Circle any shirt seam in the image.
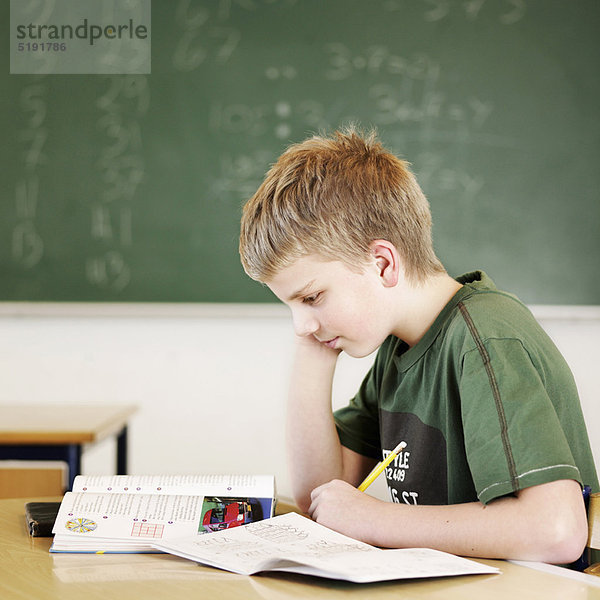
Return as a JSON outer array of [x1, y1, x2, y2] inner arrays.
[[478, 464, 582, 501], [458, 301, 519, 493]]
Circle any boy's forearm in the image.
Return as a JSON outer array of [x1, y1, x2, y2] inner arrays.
[[309, 479, 587, 563], [377, 491, 586, 563], [372, 500, 574, 561], [286, 340, 343, 511]]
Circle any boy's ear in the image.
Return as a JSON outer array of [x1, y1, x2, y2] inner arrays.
[[369, 240, 400, 287]]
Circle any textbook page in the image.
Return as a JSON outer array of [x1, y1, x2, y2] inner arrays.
[[52, 491, 206, 552], [51, 475, 276, 553], [71, 474, 274, 498], [153, 512, 499, 583]]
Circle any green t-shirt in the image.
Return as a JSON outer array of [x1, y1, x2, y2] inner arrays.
[[334, 271, 598, 506]]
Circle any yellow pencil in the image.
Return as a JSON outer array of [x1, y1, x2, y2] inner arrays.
[[357, 441, 407, 492]]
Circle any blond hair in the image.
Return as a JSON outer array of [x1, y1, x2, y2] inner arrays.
[[239, 127, 444, 283]]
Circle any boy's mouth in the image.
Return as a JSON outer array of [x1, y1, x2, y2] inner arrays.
[[320, 336, 339, 349]]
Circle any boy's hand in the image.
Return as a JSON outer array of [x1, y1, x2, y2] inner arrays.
[[290, 331, 342, 380], [307, 479, 385, 544]]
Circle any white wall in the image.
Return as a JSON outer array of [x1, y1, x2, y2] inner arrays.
[[0, 304, 598, 500]]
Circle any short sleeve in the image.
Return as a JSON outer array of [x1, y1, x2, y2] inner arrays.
[[459, 338, 582, 504]]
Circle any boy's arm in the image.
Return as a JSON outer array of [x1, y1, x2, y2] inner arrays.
[[286, 336, 377, 512], [308, 477, 588, 564]]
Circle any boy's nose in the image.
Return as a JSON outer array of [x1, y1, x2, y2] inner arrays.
[[292, 309, 319, 338]]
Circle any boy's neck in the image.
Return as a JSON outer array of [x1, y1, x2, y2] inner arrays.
[[391, 273, 463, 347]]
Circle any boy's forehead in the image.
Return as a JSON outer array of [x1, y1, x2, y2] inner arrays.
[[266, 254, 370, 302], [266, 255, 338, 300]]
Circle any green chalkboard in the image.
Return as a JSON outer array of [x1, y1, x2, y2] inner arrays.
[[1, 0, 599, 303]]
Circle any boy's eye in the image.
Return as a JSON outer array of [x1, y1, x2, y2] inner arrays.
[[302, 292, 322, 304]]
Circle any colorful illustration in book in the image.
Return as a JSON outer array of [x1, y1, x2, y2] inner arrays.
[[200, 497, 263, 533], [65, 518, 98, 533]]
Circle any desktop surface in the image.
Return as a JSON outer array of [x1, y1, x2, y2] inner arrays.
[[1, 497, 598, 600], [0, 404, 137, 444]]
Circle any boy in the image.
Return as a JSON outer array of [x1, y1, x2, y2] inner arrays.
[[239, 127, 598, 562]]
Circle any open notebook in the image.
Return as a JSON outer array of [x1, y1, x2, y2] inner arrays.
[[153, 512, 499, 583]]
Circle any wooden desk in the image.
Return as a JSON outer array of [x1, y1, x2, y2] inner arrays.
[[0, 405, 137, 489], [1, 497, 599, 600]]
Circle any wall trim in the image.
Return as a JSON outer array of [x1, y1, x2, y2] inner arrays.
[[0, 302, 599, 320], [0, 302, 290, 319]]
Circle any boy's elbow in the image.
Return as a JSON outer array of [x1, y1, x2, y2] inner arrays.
[[512, 480, 588, 564], [535, 511, 588, 565]]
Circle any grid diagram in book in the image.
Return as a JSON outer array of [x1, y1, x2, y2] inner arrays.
[[131, 521, 165, 539]]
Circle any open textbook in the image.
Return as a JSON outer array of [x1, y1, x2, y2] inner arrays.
[[50, 474, 275, 553], [153, 512, 499, 584]]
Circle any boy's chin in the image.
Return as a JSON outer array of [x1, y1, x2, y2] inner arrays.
[[343, 343, 379, 359]]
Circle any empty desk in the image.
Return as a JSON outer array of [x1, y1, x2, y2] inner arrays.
[[0, 404, 137, 489]]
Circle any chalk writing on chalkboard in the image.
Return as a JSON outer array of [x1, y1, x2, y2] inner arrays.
[[86, 76, 149, 292], [384, 0, 526, 25], [172, 0, 241, 71], [2, 0, 598, 305], [13, 79, 47, 269]]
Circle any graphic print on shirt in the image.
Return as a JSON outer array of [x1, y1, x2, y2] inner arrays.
[[379, 411, 447, 505]]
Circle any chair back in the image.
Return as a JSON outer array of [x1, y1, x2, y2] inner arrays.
[[585, 492, 600, 575]]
